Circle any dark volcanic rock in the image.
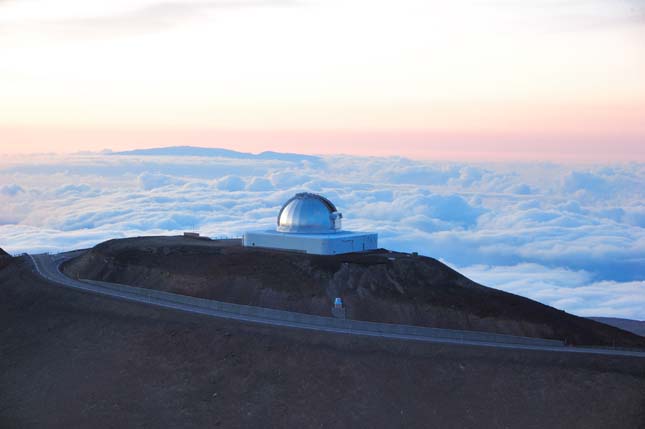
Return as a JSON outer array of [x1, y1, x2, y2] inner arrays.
[[63, 236, 645, 348], [0, 247, 12, 270]]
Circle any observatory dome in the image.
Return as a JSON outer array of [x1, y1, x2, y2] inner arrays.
[[277, 193, 343, 233]]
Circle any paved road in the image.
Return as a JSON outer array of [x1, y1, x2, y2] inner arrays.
[[28, 252, 645, 358]]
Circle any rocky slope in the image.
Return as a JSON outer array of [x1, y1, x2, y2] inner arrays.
[[63, 236, 645, 347], [0, 247, 12, 270]]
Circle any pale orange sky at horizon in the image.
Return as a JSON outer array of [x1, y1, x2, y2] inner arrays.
[[1, 0, 644, 161], [3, 126, 643, 163]]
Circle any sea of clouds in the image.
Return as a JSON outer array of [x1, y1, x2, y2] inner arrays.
[[1, 150, 643, 319]]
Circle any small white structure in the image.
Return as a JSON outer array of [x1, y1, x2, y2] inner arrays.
[[331, 297, 346, 319], [243, 192, 378, 255]]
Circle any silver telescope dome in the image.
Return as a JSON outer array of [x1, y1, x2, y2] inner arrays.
[[277, 193, 343, 233]]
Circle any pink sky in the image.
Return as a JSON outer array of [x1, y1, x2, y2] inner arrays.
[[1, 0, 644, 161], [3, 126, 643, 162]]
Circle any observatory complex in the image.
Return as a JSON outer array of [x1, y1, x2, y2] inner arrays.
[[243, 193, 378, 255]]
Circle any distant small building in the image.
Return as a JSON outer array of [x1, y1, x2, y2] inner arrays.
[[183, 232, 200, 238], [332, 297, 346, 319], [243, 192, 378, 255]]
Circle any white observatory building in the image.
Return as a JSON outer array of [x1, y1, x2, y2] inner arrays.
[[243, 193, 378, 255]]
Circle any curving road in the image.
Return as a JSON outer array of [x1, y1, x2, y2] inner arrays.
[[28, 252, 645, 358]]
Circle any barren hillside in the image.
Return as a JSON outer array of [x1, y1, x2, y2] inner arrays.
[[63, 236, 645, 347], [2, 257, 644, 428]]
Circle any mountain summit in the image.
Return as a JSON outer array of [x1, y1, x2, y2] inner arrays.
[[63, 236, 645, 348], [110, 146, 321, 164]]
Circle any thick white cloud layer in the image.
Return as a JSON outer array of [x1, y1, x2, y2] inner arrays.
[[459, 263, 645, 320], [0, 152, 643, 319]]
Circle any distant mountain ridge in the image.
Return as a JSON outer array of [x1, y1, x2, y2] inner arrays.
[[110, 146, 321, 163]]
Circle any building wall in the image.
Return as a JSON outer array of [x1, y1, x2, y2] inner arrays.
[[243, 231, 378, 255]]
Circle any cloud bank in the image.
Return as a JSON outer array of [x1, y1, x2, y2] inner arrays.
[[0, 151, 643, 319]]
